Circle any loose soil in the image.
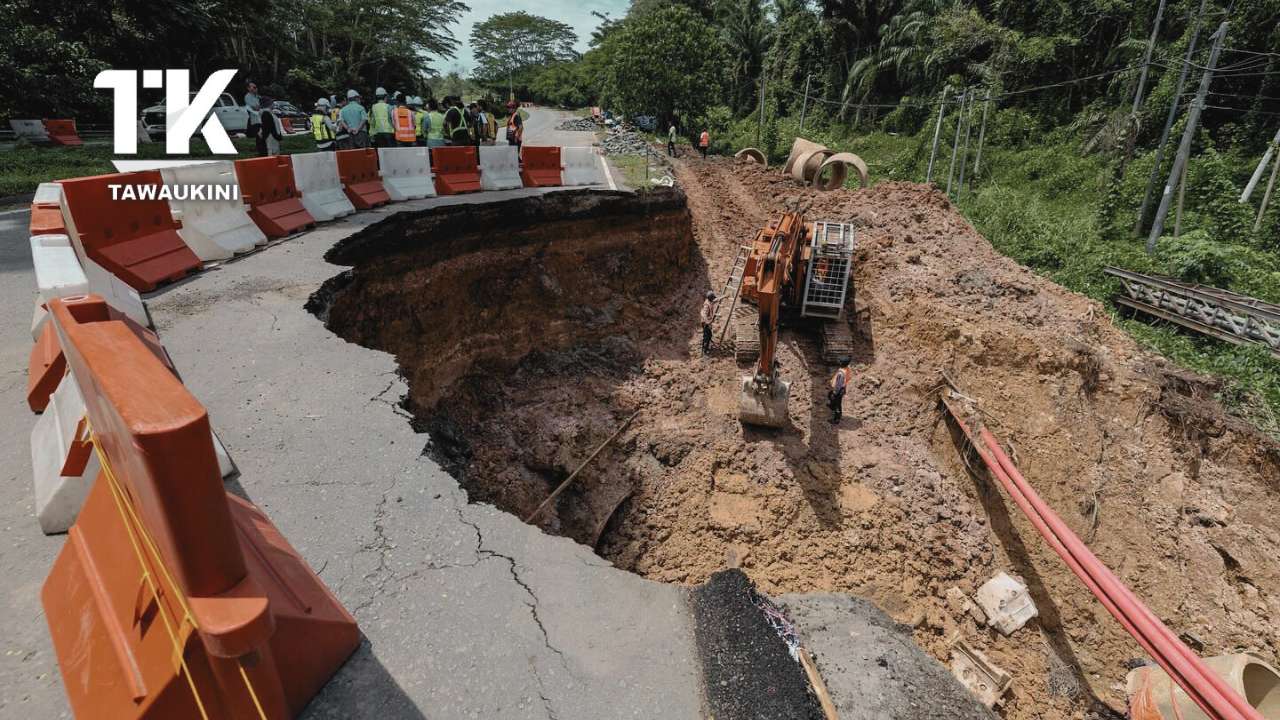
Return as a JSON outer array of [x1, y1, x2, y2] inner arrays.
[[313, 163, 1280, 719]]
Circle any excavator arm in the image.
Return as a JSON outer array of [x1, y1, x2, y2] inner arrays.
[[739, 213, 806, 427]]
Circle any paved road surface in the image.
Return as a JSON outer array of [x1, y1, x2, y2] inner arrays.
[[0, 107, 976, 718]]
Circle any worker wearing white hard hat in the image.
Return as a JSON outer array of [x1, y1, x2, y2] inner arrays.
[[339, 89, 369, 148], [311, 98, 337, 151], [409, 96, 428, 147], [370, 87, 394, 148]]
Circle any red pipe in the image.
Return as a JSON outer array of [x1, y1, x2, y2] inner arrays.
[[941, 396, 1260, 720]]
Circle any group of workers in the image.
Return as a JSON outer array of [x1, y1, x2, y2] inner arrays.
[[699, 291, 853, 424], [667, 122, 711, 159], [307, 87, 523, 153]]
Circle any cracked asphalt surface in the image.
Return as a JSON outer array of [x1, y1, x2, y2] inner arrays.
[[0, 109, 988, 719], [0, 111, 700, 719]]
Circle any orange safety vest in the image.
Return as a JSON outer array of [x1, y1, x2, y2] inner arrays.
[[393, 106, 416, 143], [831, 367, 852, 391], [699, 131, 709, 147]]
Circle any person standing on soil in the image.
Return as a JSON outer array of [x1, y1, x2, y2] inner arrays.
[[828, 357, 853, 423], [699, 129, 709, 159], [668, 123, 678, 157], [700, 291, 720, 355]]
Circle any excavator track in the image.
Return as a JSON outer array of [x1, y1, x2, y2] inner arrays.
[[820, 321, 855, 364], [733, 308, 760, 364]]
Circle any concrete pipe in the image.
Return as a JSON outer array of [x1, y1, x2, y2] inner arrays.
[[790, 148, 835, 185], [1127, 653, 1280, 720], [783, 137, 827, 175], [734, 148, 768, 167], [815, 152, 870, 191]]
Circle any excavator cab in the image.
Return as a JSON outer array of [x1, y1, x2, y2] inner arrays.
[[728, 211, 856, 428]]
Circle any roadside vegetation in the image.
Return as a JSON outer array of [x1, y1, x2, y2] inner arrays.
[[0, 134, 315, 198]]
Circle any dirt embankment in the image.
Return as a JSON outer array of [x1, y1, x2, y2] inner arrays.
[[312, 164, 1280, 719]]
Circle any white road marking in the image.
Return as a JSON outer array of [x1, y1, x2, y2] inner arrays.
[[600, 154, 617, 191]]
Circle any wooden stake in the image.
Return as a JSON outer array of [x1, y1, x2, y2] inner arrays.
[[799, 648, 839, 720], [524, 410, 641, 524]]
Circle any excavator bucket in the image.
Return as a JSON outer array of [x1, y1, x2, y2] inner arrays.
[[739, 375, 790, 428]]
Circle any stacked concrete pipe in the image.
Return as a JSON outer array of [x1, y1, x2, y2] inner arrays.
[[780, 137, 869, 191]]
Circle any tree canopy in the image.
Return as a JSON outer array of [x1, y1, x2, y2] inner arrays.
[[470, 12, 579, 93]]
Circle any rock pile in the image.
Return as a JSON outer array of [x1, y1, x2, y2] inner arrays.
[[601, 126, 665, 163], [556, 117, 598, 131]]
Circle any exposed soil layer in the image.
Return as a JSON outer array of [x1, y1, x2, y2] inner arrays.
[[314, 164, 1280, 719]]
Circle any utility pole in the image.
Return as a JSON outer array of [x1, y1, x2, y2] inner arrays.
[[970, 89, 992, 188], [1241, 125, 1280, 202], [926, 85, 950, 184], [1255, 136, 1280, 231], [757, 72, 767, 146], [799, 74, 812, 132], [1174, 161, 1188, 238], [946, 89, 969, 199], [1121, 0, 1168, 176], [1135, 0, 1206, 236], [1147, 21, 1228, 253], [956, 89, 977, 198]]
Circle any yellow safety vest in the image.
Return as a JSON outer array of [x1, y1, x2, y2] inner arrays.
[[414, 110, 426, 138], [371, 101, 393, 134], [312, 113, 334, 142], [393, 106, 416, 143]]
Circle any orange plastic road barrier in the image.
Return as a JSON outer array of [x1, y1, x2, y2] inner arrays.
[[60, 171, 202, 292], [27, 305, 174, 413], [235, 156, 316, 238], [431, 146, 482, 195], [521, 146, 562, 188], [43, 119, 83, 146], [42, 294, 359, 720], [27, 321, 65, 413], [336, 148, 391, 208], [30, 202, 66, 236]]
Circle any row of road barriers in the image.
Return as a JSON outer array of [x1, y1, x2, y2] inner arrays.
[[18, 141, 607, 718]]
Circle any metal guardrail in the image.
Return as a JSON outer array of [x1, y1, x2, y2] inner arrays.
[[1104, 266, 1280, 358]]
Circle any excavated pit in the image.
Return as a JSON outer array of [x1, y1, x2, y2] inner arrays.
[[310, 188, 706, 546], [310, 165, 1280, 720]]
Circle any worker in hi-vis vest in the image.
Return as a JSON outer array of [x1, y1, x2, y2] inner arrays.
[[427, 99, 445, 147], [370, 87, 395, 148], [311, 98, 337, 151], [409, 97, 428, 146], [393, 99, 416, 147]]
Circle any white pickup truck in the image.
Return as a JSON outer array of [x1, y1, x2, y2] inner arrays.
[[140, 92, 253, 138]]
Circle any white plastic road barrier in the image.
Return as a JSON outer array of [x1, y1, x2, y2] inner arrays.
[[561, 146, 604, 187], [478, 145, 522, 191], [29, 234, 90, 341], [378, 147, 437, 200], [83, 257, 151, 327], [161, 160, 265, 260], [34, 181, 62, 204], [10, 119, 50, 143], [291, 151, 356, 222], [31, 373, 100, 534]]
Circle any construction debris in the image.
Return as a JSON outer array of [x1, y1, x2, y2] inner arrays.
[[949, 637, 1012, 709], [600, 126, 664, 160], [974, 573, 1038, 636], [557, 116, 599, 131]]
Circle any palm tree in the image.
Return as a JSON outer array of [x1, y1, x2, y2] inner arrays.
[[720, 0, 775, 113], [839, 0, 944, 119]]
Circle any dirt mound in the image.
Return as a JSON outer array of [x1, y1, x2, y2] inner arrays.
[[313, 163, 1280, 719]]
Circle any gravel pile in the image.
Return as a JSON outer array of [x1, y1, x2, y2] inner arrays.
[[556, 117, 599, 131], [601, 126, 665, 163]]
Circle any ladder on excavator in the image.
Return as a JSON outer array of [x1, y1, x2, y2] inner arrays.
[[715, 244, 753, 345]]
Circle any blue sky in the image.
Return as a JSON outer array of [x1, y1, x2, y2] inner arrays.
[[442, 0, 630, 73]]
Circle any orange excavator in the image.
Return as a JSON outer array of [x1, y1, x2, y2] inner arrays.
[[732, 207, 857, 427]]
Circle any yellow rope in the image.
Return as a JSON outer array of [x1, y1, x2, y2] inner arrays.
[[84, 420, 268, 720]]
